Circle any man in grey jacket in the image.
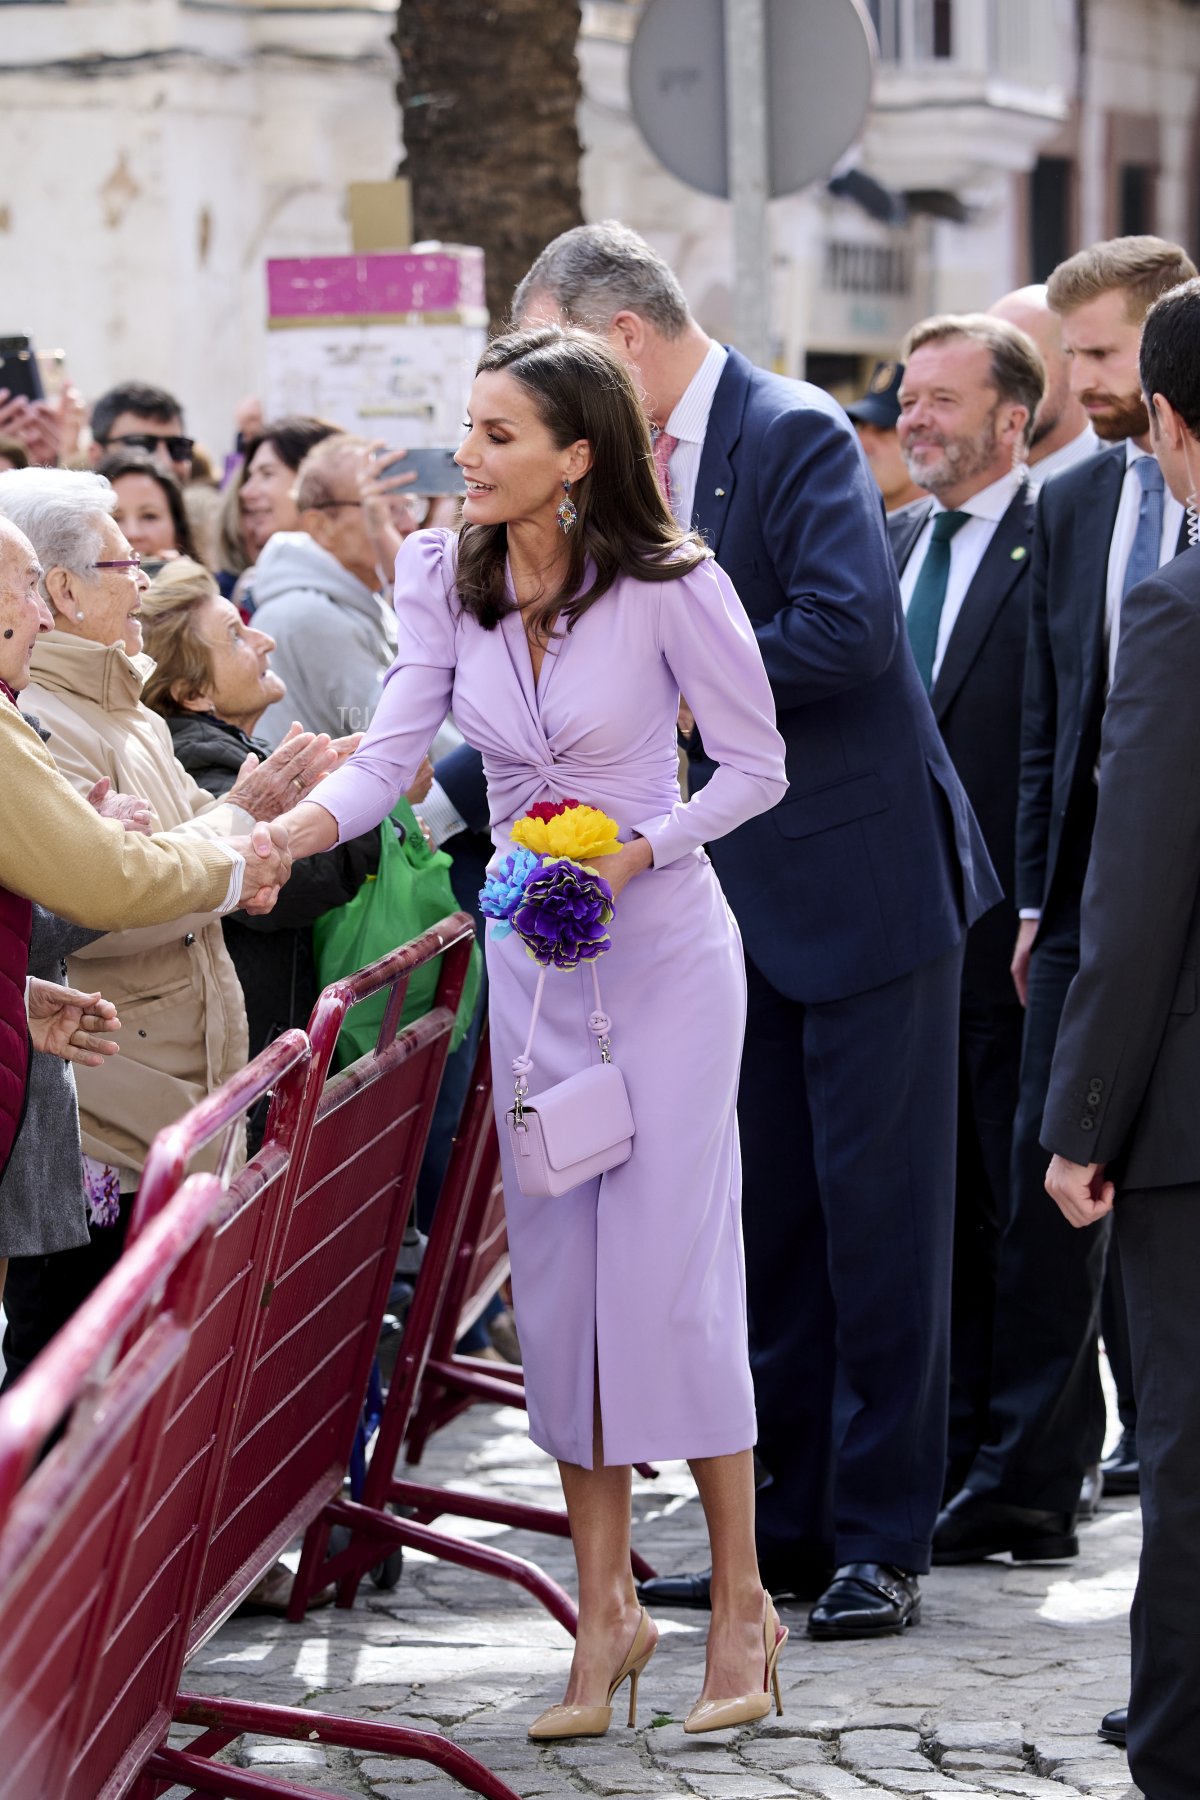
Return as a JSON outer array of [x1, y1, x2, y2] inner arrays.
[[251, 433, 468, 847], [252, 434, 399, 749]]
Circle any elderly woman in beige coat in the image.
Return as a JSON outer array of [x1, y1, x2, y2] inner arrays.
[[0, 467, 335, 1367]]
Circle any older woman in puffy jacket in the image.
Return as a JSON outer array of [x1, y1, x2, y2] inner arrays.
[[0, 515, 291, 1330], [0, 469, 335, 1365]]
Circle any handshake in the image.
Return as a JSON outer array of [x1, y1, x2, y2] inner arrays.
[[228, 820, 294, 916]]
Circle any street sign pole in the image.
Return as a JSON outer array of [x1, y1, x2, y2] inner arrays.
[[724, 0, 771, 367]]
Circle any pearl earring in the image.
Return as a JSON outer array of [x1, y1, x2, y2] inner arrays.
[[75, 609, 85, 621]]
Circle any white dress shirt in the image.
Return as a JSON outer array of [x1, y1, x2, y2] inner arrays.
[[1027, 424, 1100, 491], [899, 468, 1028, 686], [659, 340, 729, 527], [1104, 439, 1184, 685]]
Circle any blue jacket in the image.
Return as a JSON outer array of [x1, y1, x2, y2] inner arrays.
[[688, 349, 999, 1004]]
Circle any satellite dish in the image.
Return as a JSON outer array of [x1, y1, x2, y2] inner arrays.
[[630, 0, 876, 201]]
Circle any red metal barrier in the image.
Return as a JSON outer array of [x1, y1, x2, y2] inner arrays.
[[0, 1173, 254, 1800]]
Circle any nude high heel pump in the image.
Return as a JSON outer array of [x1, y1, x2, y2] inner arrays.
[[683, 1598, 788, 1734], [528, 1607, 657, 1741]]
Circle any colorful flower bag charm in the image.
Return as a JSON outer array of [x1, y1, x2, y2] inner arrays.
[[480, 798, 635, 1197]]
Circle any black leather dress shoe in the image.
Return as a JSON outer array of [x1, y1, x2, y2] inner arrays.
[[932, 1489, 1078, 1565], [807, 1563, 920, 1638], [1098, 1704, 1127, 1747], [638, 1555, 831, 1610], [1100, 1428, 1139, 1495], [637, 1566, 713, 1609], [1077, 1463, 1104, 1519]]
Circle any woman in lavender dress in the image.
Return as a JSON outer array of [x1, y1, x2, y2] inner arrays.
[[280, 327, 789, 1737]]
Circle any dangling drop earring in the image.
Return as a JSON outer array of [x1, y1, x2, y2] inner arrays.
[[556, 478, 577, 534]]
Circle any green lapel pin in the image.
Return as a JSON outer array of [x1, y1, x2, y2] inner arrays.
[[1011, 545, 1028, 561]]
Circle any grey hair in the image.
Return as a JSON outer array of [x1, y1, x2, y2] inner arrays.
[[513, 221, 691, 338], [294, 432, 370, 512], [0, 467, 116, 574]]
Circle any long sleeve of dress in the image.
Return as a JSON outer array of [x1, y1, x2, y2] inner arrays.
[[633, 557, 788, 867], [304, 530, 457, 844], [0, 700, 233, 927]]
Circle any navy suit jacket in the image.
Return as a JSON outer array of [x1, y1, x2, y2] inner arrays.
[[1017, 444, 1190, 924], [688, 348, 1000, 1005], [888, 482, 1035, 1006], [1042, 548, 1200, 1188]]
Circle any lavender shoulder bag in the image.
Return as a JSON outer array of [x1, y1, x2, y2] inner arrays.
[[505, 962, 635, 1198]]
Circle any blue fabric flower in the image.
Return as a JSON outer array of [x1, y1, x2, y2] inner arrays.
[[480, 846, 542, 937]]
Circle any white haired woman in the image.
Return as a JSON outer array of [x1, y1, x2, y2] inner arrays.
[[0, 514, 290, 1300], [0, 467, 332, 1368]]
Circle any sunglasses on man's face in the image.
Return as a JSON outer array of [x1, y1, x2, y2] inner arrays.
[[102, 431, 195, 462]]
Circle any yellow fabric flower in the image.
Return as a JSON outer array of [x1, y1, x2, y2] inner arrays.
[[511, 802, 622, 862]]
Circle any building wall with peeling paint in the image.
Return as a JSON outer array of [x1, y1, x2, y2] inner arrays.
[[0, 0, 398, 458]]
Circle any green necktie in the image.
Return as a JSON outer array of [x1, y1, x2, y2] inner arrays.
[[906, 510, 970, 691]]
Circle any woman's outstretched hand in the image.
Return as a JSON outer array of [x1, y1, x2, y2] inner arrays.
[[27, 980, 121, 1065], [601, 837, 653, 901]]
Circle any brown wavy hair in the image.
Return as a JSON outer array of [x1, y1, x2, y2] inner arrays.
[[454, 325, 708, 639]]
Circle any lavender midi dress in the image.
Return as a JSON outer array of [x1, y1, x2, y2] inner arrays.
[[313, 528, 787, 1468]]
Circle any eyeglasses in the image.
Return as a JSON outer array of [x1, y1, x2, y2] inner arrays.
[[101, 432, 195, 462], [306, 499, 362, 511], [92, 556, 144, 575]]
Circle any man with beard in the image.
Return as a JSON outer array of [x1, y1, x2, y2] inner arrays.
[[887, 314, 1043, 1498], [933, 236, 1195, 1576], [987, 286, 1097, 487]]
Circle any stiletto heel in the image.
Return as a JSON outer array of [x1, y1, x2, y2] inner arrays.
[[528, 1607, 657, 1741], [684, 1598, 788, 1735]]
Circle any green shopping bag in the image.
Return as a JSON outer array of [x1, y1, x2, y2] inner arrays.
[[312, 796, 481, 1069]]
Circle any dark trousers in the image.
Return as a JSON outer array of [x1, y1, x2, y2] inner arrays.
[[967, 929, 1110, 1512], [1118, 1185, 1200, 1800], [1, 1195, 133, 1392], [946, 991, 1025, 1498], [741, 939, 963, 1576], [1100, 1225, 1138, 1438]]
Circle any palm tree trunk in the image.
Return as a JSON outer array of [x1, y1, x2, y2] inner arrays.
[[394, 0, 584, 328]]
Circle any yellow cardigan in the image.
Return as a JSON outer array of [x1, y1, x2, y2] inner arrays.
[[0, 693, 234, 927]]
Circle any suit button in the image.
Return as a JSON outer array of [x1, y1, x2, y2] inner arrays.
[[183, 932, 195, 947], [1080, 1116, 1095, 1130]]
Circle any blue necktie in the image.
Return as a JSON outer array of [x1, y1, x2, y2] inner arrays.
[[906, 510, 969, 691], [1122, 456, 1166, 599]]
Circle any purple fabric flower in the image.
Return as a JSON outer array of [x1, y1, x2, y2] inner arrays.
[[83, 1156, 122, 1229], [511, 856, 615, 969], [480, 846, 542, 938]]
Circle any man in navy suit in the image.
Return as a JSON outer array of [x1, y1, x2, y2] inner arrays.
[[885, 314, 1042, 1496], [515, 223, 1000, 1637], [933, 236, 1196, 1569]]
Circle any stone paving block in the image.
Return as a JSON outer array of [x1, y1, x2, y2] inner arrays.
[[942, 1753, 1027, 1773], [671, 1774, 794, 1799], [782, 1771, 878, 1797], [839, 1727, 927, 1771], [739, 1735, 827, 1769], [933, 1723, 1026, 1759], [550, 1741, 674, 1795]]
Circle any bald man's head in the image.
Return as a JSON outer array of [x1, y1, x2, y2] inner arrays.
[[989, 286, 1086, 457]]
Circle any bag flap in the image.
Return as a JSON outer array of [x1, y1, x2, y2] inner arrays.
[[529, 1063, 635, 1171]]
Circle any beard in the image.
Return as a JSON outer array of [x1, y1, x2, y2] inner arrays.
[[903, 410, 1000, 497], [1079, 387, 1150, 442]]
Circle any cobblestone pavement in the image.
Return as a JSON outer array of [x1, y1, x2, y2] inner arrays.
[[172, 1399, 1141, 1800]]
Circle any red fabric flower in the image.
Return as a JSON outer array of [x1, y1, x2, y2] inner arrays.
[[526, 799, 580, 823]]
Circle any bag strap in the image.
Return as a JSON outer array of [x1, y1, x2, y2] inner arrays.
[[512, 962, 612, 1098]]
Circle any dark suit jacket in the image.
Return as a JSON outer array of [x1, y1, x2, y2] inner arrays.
[[687, 348, 1000, 1005], [1042, 547, 1200, 1189], [1017, 445, 1189, 924], [888, 482, 1035, 1005]]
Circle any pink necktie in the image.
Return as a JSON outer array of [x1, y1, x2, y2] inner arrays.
[[653, 430, 679, 516]]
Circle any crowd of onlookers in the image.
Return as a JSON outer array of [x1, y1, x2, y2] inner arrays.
[[2, 225, 1200, 1775], [0, 375, 509, 1466]]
